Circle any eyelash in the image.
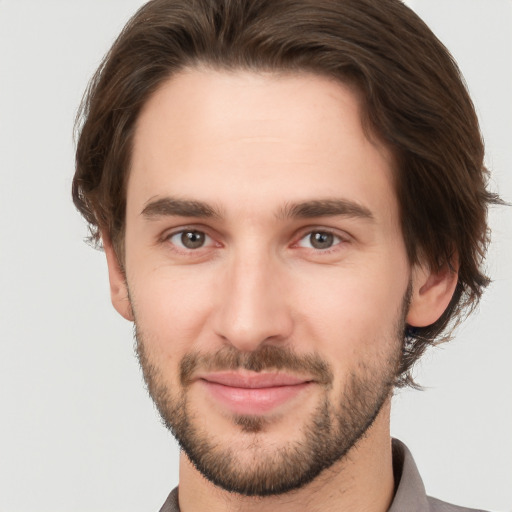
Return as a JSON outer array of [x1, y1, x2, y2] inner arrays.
[[163, 227, 218, 253], [293, 229, 347, 253], [161, 227, 350, 255]]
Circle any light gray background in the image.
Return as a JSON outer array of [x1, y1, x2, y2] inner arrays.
[[0, 1, 510, 511]]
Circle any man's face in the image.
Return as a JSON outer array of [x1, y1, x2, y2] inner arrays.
[[115, 69, 413, 495]]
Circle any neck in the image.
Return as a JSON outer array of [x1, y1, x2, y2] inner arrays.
[[177, 400, 395, 512]]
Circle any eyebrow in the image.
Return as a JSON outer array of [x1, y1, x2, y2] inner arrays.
[[277, 199, 374, 221], [141, 196, 374, 222], [141, 197, 222, 219]]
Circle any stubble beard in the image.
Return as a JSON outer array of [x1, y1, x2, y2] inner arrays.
[[133, 290, 409, 497]]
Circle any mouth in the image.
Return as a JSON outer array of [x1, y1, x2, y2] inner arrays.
[[197, 371, 314, 415]]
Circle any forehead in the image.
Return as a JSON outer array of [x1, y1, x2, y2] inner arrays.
[[128, 68, 397, 223]]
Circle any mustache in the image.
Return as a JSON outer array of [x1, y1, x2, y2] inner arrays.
[[180, 345, 333, 387]]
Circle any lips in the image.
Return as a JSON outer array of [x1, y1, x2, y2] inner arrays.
[[201, 371, 310, 388], [197, 371, 313, 415]]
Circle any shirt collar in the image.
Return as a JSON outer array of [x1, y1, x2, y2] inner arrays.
[[389, 438, 430, 512]]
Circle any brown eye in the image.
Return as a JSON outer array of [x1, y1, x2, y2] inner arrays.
[[180, 231, 205, 249], [297, 230, 341, 250], [168, 230, 210, 250], [310, 232, 334, 249]]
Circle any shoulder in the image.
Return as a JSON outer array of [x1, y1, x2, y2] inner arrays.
[[390, 440, 491, 512], [427, 496, 489, 512]]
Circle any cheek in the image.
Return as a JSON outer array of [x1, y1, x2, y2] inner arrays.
[[128, 265, 216, 358], [290, 262, 408, 356]]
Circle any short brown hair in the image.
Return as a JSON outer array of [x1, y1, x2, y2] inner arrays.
[[72, 0, 501, 386]]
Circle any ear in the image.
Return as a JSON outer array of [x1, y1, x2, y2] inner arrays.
[[102, 234, 134, 322], [406, 259, 458, 327]]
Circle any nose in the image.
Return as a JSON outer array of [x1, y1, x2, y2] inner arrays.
[[212, 250, 293, 352]]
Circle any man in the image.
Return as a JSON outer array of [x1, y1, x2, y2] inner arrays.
[[72, 0, 501, 510]]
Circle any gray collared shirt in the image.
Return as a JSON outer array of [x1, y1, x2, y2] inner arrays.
[[159, 439, 488, 512]]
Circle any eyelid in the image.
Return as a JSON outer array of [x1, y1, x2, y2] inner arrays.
[[161, 225, 220, 251], [158, 224, 351, 253], [293, 225, 351, 241], [291, 226, 352, 251]]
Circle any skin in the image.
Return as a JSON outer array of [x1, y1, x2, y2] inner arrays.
[[104, 68, 457, 512]]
